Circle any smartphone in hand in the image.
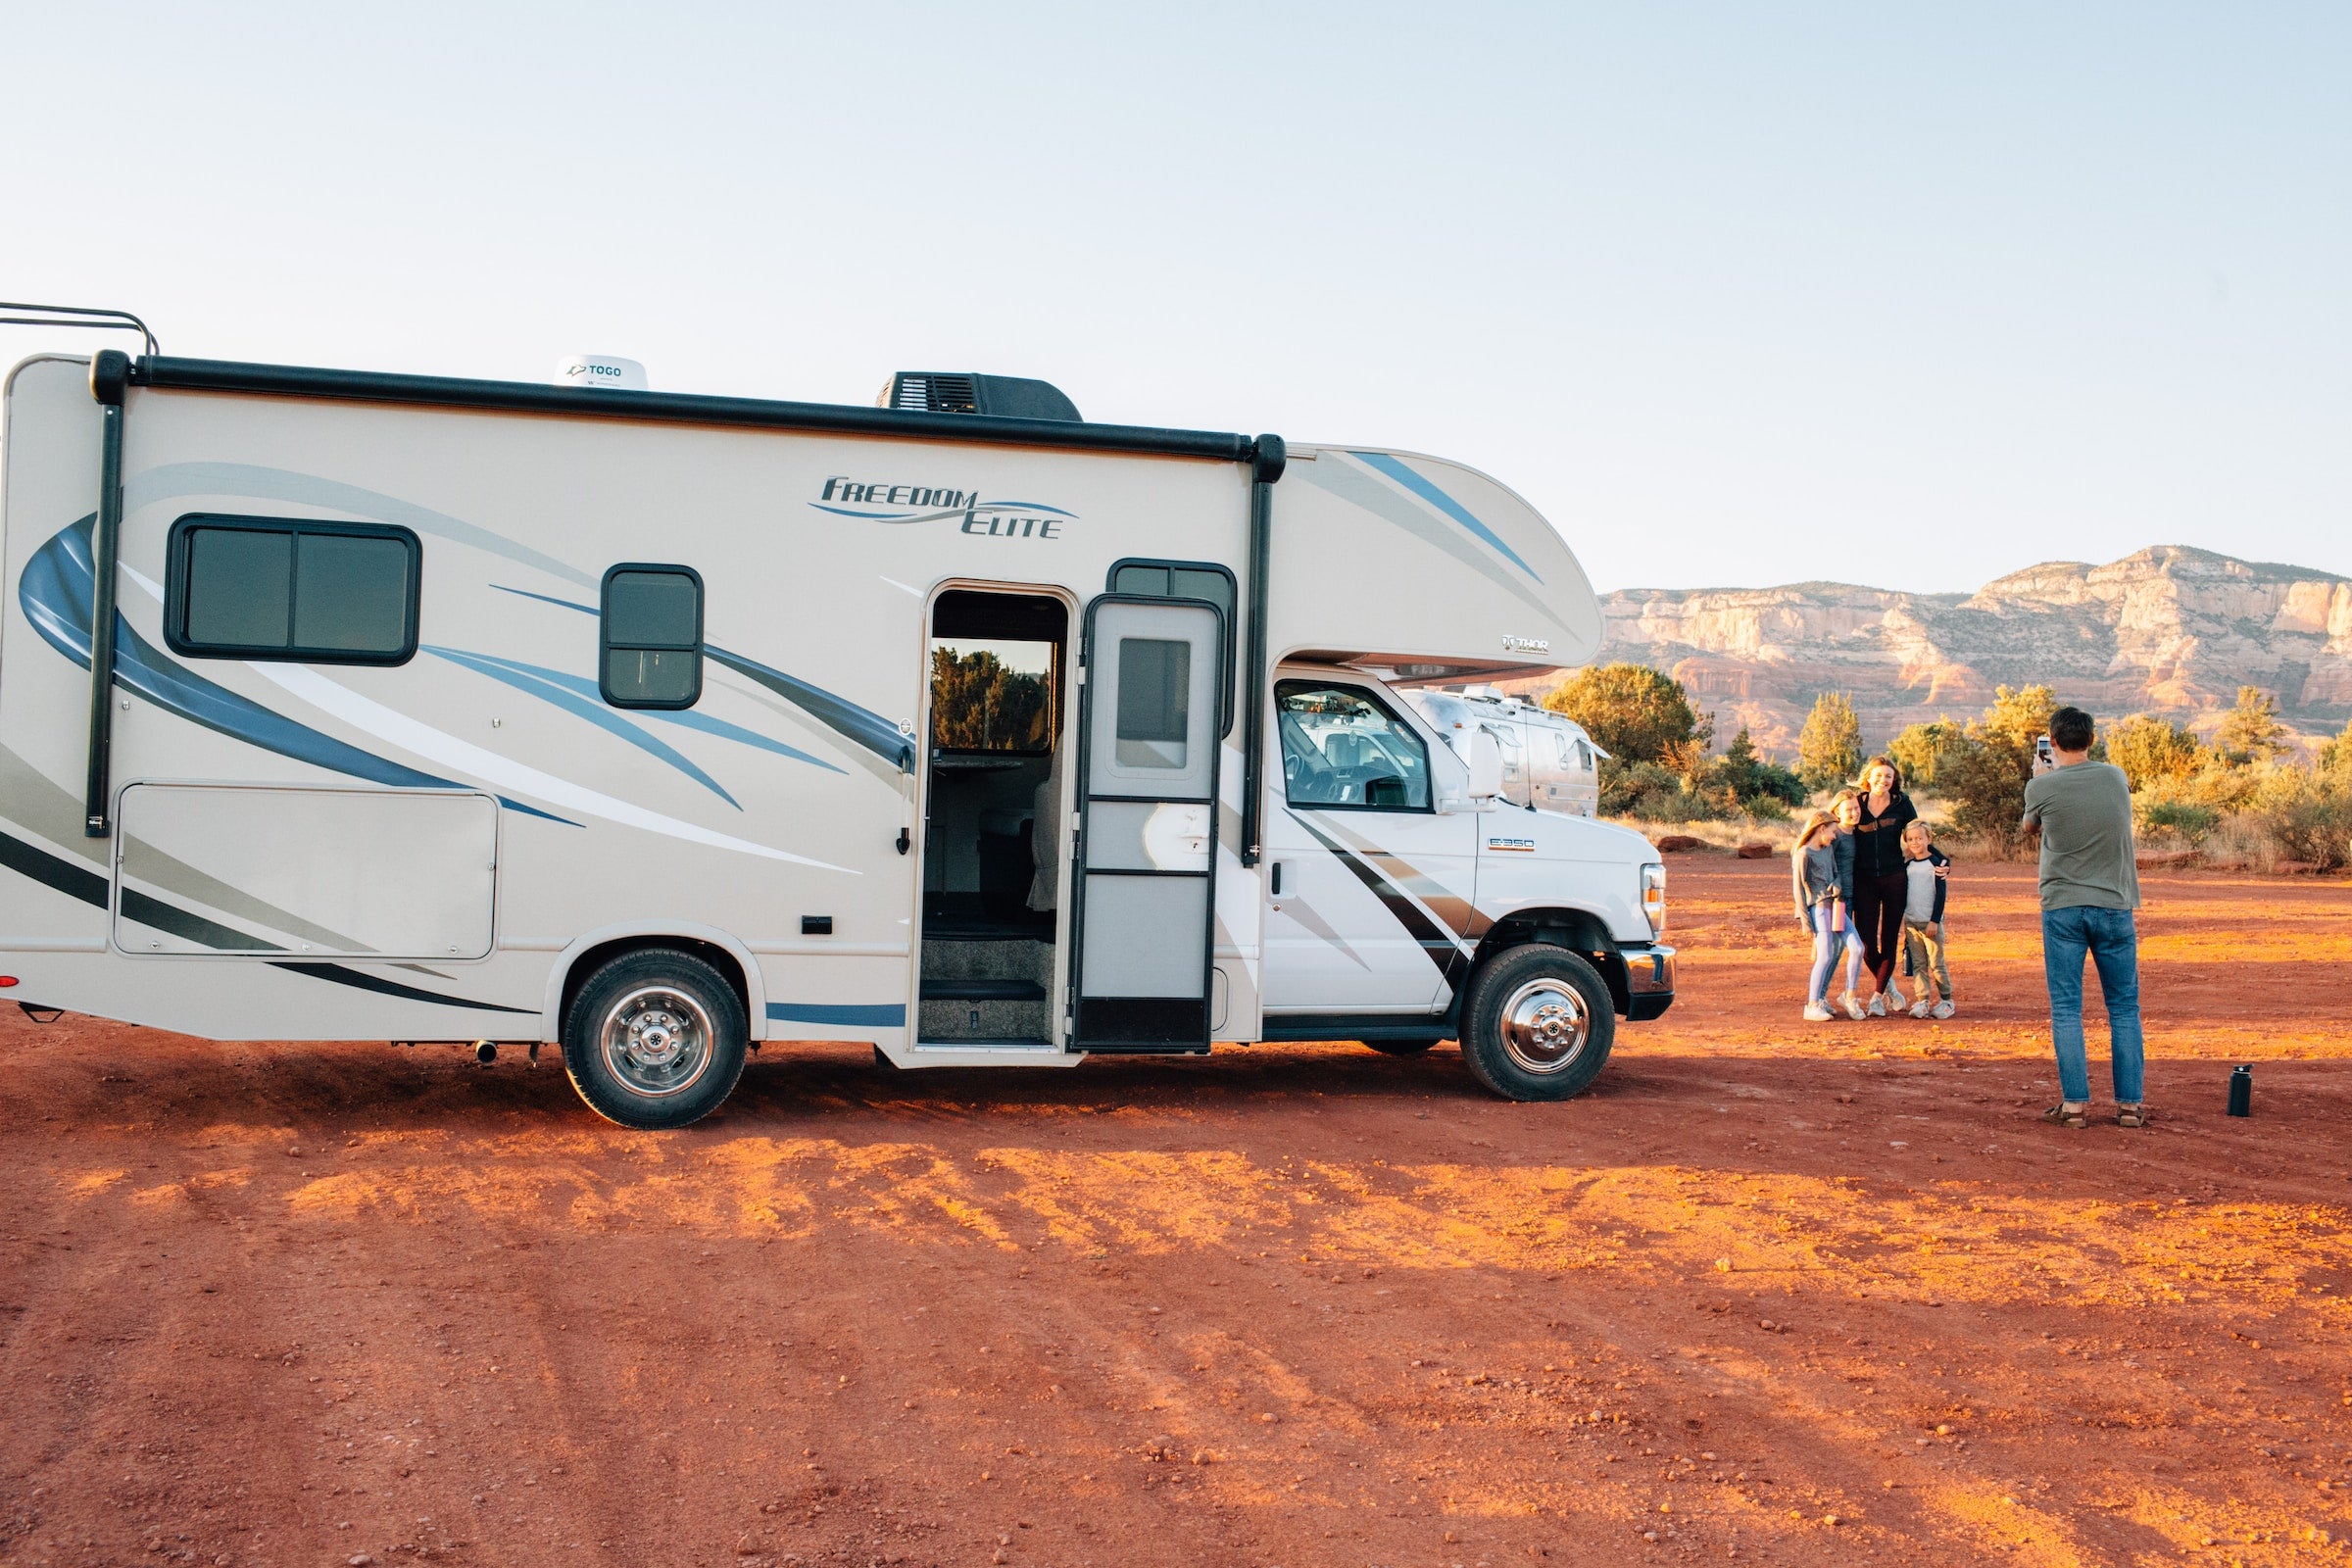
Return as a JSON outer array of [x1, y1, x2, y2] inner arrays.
[[2034, 733, 2054, 774]]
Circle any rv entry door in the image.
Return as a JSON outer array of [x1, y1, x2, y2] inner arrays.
[[1068, 597, 1225, 1053]]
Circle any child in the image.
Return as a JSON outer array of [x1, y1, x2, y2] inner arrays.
[[1790, 809, 1851, 1022], [1830, 790, 1873, 1018], [1899, 819, 1956, 1018]]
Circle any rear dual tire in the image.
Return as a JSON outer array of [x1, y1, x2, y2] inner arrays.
[[563, 950, 749, 1130]]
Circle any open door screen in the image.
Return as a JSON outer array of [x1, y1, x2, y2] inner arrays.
[[1069, 597, 1225, 1052]]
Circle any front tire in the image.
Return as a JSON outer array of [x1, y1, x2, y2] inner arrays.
[[563, 949, 749, 1129], [1458, 943, 1614, 1101]]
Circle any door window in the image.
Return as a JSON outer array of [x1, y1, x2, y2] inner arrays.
[[1276, 681, 1431, 810], [1114, 637, 1191, 769]]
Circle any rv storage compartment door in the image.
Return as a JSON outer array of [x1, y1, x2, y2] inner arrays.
[[1070, 597, 1224, 1053], [113, 784, 499, 958]]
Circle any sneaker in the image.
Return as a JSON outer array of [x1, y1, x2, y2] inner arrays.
[[1840, 992, 1865, 1021], [1908, 999, 1932, 1019], [1932, 1001, 1955, 1020], [1867, 994, 1886, 1018], [1886, 983, 1908, 1010], [1803, 1002, 1835, 1022]]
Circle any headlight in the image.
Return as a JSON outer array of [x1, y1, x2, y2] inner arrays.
[[1641, 862, 1666, 939]]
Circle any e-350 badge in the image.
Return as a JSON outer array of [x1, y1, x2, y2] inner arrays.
[[811, 476, 1076, 539]]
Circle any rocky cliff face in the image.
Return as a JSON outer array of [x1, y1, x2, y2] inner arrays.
[[1537, 547, 2352, 759]]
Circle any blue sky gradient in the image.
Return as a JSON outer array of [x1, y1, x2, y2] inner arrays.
[[5, 3, 2345, 592]]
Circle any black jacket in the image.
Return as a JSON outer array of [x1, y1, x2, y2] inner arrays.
[[1851, 790, 1919, 879]]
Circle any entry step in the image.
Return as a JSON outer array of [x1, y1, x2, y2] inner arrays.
[[917, 977, 1047, 1003]]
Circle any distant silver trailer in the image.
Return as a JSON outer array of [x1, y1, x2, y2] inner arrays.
[[0, 328, 1673, 1128], [1402, 686, 1604, 817]]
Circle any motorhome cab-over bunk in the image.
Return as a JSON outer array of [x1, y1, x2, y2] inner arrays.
[[0, 328, 1674, 1128]]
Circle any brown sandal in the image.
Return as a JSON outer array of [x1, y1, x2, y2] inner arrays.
[[2116, 1105, 2148, 1128], [2040, 1104, 2087, 1129]]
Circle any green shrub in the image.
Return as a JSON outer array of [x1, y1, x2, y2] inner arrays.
[[2136, 799, 2219, 843], [1886, 720, 1964, 791], [2107, 714, 2204, 791], [2249, 769, 2352, 869], [1933, 685, 2057, 855], [1705, 727, 1807, 814]]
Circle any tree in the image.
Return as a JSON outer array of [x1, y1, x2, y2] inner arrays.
[[929, 648, 1051, 751], [1886, 719, 1964, 791], [2105, 714, 2202, 791], [2320, 719, 2352, 781], [1543, 662, 1711, 770], [1707, 726, 1807, 811], [1795, 692, 1863, 791], [1936, 684, 2058, 853], [2213, 685, 2287, 765]]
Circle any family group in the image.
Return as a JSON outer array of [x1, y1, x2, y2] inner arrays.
[[1789, 758, 1953, 1022]]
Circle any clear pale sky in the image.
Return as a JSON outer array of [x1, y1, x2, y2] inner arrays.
[[6, 3, 2345, 594]]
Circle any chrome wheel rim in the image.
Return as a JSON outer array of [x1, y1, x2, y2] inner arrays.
[[1497, 976, 1590, 1075], [599, 985, 714, 1099]]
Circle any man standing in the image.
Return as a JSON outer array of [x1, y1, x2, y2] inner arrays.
[[2022, 706, 2145, 1129]]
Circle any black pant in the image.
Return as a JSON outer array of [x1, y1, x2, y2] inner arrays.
[[1853, 870, 1907, 990]]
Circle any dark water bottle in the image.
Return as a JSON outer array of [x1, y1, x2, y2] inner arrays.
[[2227, 1064, 2252, 1117]]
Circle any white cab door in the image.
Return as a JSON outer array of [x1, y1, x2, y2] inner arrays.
[[1261, 676, 1479, 1015]]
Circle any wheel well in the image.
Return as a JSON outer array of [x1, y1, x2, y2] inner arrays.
[[1472, 909, 1631, 1016], [558, 936, 752, 1040]]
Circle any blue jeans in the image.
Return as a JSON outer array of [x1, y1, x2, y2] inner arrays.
[[1808, 905, 1843, 1003], [2042, 905, 2144, 1104]]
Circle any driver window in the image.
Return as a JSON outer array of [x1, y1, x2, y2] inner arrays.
[[1275, 680, 1432, 811]]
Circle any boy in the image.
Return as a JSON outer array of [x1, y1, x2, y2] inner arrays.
[[1899, 819, 1955, 1018]]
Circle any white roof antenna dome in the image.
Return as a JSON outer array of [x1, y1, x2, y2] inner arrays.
[[554, 354, 649, 392]]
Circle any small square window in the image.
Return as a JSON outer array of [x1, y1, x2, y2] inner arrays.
[[601, 564, 703, 709]]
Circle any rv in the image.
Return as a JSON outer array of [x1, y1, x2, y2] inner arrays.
[[0, 335, 1674, 1129], [1402, 686, 1606, 818]]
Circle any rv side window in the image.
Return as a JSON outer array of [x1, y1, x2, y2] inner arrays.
[[601, 564, 704, 709], [1105, 559, 1236, 734], [166, 515, 419, 664]]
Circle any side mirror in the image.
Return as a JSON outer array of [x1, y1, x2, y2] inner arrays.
[[1466, 728, 1504, 804]]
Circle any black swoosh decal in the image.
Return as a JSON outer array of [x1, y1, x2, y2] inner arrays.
[[266, 961, 537, 1014], [119, 887, 282, 952], [3, 825, 529, 1014], [0, 827, 106, 907], [1287, 810, 1471, 992]]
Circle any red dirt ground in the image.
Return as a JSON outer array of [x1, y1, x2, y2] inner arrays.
[[3, 858, 2349, 1568]]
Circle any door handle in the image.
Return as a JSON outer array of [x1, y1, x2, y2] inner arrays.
[[1270, 861, 1283, 896]]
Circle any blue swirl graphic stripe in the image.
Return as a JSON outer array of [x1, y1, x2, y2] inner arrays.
[[767, 1001, 906, 1028], [489, 585, 913, 772], [1349, 452, 1542, 583], [423, 648, 740, 808], [18, 517, 575, 825]]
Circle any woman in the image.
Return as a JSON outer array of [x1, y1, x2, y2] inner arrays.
[[1849, 757, 1919, 1016], [1789, 808, 1849, 1021]]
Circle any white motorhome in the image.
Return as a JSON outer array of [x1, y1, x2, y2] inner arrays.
[[1402, 685, 1605, 818], [0, 329, 1674, 1129]]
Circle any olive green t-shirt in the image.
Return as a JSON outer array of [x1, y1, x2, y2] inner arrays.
[[2021, 760, 2140, 911]]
